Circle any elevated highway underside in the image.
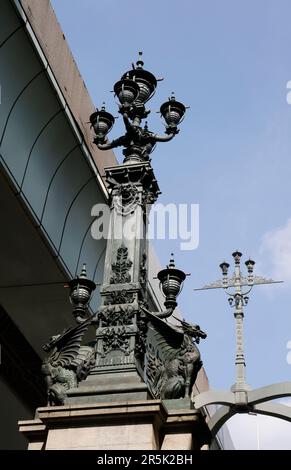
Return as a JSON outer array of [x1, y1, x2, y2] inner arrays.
[[0, 0, 168, 448], [0, 0, 116, 448]]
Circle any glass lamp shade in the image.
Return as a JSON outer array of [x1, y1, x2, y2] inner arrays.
[[90, 107, 115, 141], [121, 68, 157, 104], [68, 265, 96, 319], [245, 259, 255, 273], [232, 250, 243, 264], [160, 95, 186, 128], [219, 261, 230, 275], [114, 78, 139, 105], [69, 284, 93, 308], [157, 256, 186, 309]]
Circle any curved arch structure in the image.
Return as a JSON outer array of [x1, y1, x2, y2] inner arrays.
[[193, 382, 291, 437]]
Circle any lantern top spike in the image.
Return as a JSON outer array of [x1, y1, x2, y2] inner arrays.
[[136, 51, 144, 69], [168, 253, 175, 268]]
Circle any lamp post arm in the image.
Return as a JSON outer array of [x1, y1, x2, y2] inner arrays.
[[122, 113, 138, 133], [95, 135, 126, 150], [224, 285, 253, 297], [152, 132, 175, 143], [140, 304, 174, 319]]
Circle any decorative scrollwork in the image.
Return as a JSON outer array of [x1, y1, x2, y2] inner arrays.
[[140, 252, 147, 290], [142, 190, 158, 207], [101, 326, 132, 356], [110, 244, 132, 284], [135, 307, 149, 365], [115, 183, 139, 215], [104, 290, 134, 305], [99, 304, 135, 327]]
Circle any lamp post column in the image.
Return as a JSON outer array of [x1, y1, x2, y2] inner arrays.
[[233, 267, 246, 390], [88, 55, 187, 377]]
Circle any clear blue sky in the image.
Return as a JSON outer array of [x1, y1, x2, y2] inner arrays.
[[51, 0, 291, 401]]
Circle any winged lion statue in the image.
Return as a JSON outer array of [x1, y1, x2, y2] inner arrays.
[[144, 310, 207, 399], [41, 317, 95, 405]]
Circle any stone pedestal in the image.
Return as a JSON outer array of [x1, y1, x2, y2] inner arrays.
[[19, 399, 210, 450], [66, 370, 150, 404]]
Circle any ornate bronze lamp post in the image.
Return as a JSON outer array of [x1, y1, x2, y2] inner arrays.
[[40, 54, 206, 408]]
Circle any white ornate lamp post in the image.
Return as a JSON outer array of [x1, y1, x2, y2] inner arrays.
[[193, 251, 291, 436]]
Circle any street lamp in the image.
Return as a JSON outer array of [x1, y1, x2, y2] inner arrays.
[[192, 252, 291, 437], [218, 251, 258, 390], [40, 54, 205, 412], [90, 52, 187, 163], [157, 254, 187, 311], [200, 251, 280, 391], [89, 103, 115, 143], [68, 264, 96, 324]]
